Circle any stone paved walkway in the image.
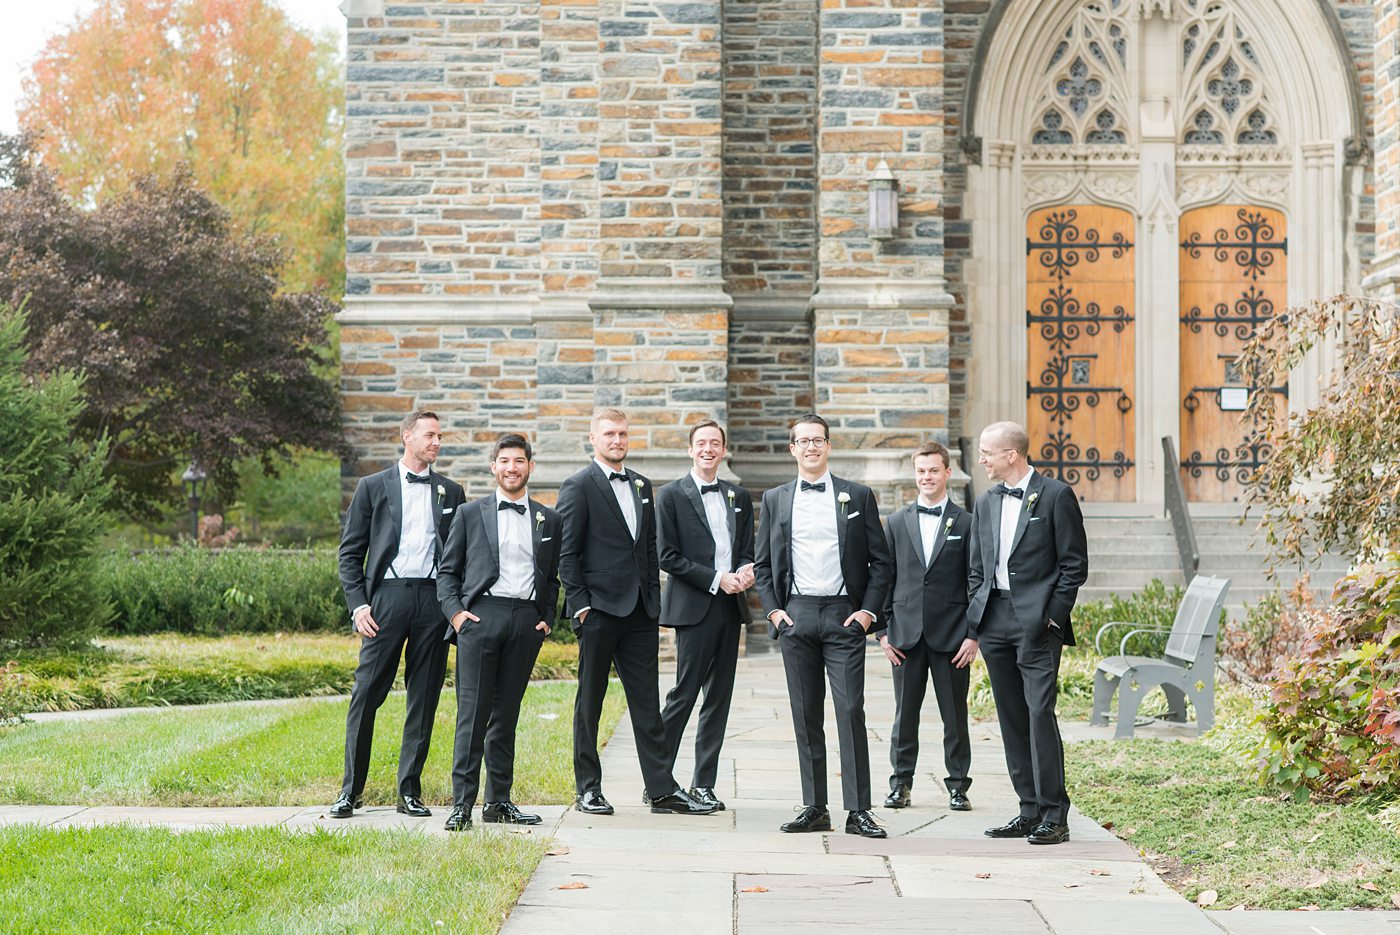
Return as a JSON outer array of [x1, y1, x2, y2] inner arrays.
[[3, 654, 1398, 934]]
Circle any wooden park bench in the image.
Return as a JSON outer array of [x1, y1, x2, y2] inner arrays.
[[1089, 574, 1231, 739]]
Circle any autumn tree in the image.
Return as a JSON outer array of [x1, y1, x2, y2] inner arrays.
[[19, 0, 343, 295], [0, 142, 342, 521]]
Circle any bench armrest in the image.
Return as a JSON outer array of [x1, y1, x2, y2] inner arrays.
[[1113, 627, 1173, 657], [1093, 621, 1138, 654]]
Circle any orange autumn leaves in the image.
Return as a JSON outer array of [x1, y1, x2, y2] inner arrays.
[[19, 0, 343, 295]]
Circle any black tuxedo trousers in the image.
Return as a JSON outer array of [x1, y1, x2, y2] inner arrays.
[[660, 595, 741, 789], [980, 591, 1070, 825], [888, 634, 971, 795], [573, 601, 676, 797], [779, 595, 872, 812], [341, 580, 448, 800], [450, 596, 545, 808]]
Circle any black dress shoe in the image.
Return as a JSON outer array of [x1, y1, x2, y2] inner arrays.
[[984, 815, 1039, 838], [329, 792, 358, 819], [948, 790, 971, 812], [689, 787, 725, 811], [845, 809, 888, 838], [396, 795, 432, 818], [483, 801, 542, 825], [1027, 821, 1070, 845], [780, 805, 832, 833], [884, 784, 911, 809], [443, 805, 472, 832], [649, 788, 719, 815], [575, 790, 614, 815]]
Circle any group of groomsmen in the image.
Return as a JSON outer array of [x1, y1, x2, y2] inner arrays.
[[331, 406, 1088, 846]]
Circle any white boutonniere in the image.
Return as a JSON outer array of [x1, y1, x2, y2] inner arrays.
[[633, 479, 643, 492], [436, 484, 445, 498], [535, 510, 544, 526], [838, 490, 851, 516], [1025, 491, 1039, 513], [944, 516, 954, 534], [726, 488, 735, 506]]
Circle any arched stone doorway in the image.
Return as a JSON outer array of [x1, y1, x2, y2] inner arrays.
[[964, 0, 1363, 505]]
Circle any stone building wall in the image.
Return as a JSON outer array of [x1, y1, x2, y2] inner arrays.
[[1373, 0, 1400, 299]]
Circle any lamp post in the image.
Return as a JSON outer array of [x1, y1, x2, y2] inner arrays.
[[181, 462, 207, 542], [867, 159, 898, 240]]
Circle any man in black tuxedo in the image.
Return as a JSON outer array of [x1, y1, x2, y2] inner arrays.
[[437, 433, 561, 831], [332, 408, 466, 819], [755, 413, 893, 838], [656, 421, 756, 811], [968, 421, 1088, 846], [558, 408, 717, 817], [879, 441, 978, 813]]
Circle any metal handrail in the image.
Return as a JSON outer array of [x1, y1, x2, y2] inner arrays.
[[1161, 436, 1200, 582]]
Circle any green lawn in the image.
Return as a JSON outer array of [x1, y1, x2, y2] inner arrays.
[[6, 632, 580, 714], [0, 825, 544, 934], [1068, 734, 1400, 910], [0, 682, 624, 807]]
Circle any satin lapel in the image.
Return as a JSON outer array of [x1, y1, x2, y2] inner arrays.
[[680, 474, 708, 531], [777, 480, 796, 565], [723, 481, 736, 542], [1008, 472, 1041, 557], [588, 464, 631, 536], [902, 506, 926, 569], [627, 468, 644, 543], [479, 497, 501, 574], [927, 503, 955, 570], [833, 476, 849, 558], [528, 497, 544, 590], [987, 489, 1003, 570], [385, 465, 403, 539]]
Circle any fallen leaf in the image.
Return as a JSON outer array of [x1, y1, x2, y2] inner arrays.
[[975, 873, 991, 880], [1221, 840, 1237, 849], [1063, 883, 1082, 889], [1304, 831, 1323, 843], [740, 886, 768, 894], [1100, 821, 1114, 830], [1124, 827, 1137, 836], [545, 845, 570, 857], [557, 882, 588, 890], [1089, 869, 1111, 877], [1296, 905, 1321, 911], [1303, 875, 1329, 889], [1392, 894, 1400, 909], [1360, 882, 1380, 892], [1196, 890, 1218, 907], [1229, 905, 1248, 912]]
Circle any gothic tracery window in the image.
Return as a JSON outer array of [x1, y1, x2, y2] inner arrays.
[[1179, 2, 1280, 146]]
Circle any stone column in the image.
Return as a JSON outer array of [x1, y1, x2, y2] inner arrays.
[[1367, 0, 1400, 303], [589, 0, 731, 483], [812, 0, 954, 504]]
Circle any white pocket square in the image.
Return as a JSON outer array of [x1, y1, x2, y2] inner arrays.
[[442, 507, 454, 514], [541, 536, 553, 542], [733, 507, 742, 513], [641, 498, 650, 504], [1028, 516, 1043, 523], [947, 534, 963, 541], [847, 511, 860, 519]]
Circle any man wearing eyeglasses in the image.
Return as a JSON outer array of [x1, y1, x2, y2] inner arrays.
[[967, 421, 1088, 846], [754, 413, 893, 838]]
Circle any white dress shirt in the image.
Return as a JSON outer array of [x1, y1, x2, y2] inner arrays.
[[916, 495, 949, 569], [489, 490, 535, 600], [691, 470, 732, 594], [392, 461, 437, 580], [595, 457, 638, 540], [994, 469, 1034, 590], [791, 472, 844, 597]]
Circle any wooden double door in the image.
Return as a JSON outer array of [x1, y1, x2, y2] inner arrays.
[[1024, 203, 1286, 502]]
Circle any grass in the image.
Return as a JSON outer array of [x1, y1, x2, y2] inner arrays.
[[5, 632, 581, 714], [1067, 726, 1400, 910], [0, 825, 545, 934], [0, 681, 624, 807]]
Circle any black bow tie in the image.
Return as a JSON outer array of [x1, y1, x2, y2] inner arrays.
[[608, 471, 627, 483], [917, 505, 943, 516], [498, 500, 526, 514], [406, 472, 431, 485], [699, 483, 721, 495], [799, 480, 826, 493], [994, 485, 1025, 499]]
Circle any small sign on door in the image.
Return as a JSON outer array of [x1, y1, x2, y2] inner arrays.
[[1219, 386, 1249, 411]]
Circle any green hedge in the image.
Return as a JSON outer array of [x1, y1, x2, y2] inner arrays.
[[99, 547, 346, 635]]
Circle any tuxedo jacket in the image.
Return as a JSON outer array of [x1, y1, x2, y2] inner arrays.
[[655, 474, 756, 628], [436, 495, 564, 639], [754, 476, 893, 640], [881, 500, 974, 653], [337, 464, 467, 617], [966, 470, 1088, 647], [557, 462, 661, 620]]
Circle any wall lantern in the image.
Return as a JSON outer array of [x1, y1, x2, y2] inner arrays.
[[867, 159, 898, 240], [181, 461, 207, 541]]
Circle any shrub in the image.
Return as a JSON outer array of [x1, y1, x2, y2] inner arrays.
[[99, 546, 345, 635], [0, 661, 32, 724], [1218, 576, 1313, 682], [0, 304, 113, 648], [1071, 578, 1187, 657], [1252, 558, 1400, 800]]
